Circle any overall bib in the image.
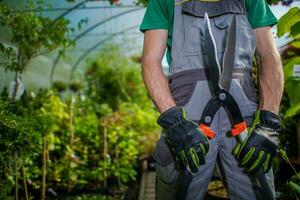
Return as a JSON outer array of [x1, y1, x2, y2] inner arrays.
[[152, 0, 275, 199]]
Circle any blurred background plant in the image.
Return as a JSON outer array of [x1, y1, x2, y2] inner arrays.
[[0, 45, 159, 199], [0, 0, 299, 199], [277, 6, 300, 158]]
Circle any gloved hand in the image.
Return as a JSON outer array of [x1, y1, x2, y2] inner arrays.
[[234, 110, 281, 174], [157, 106, 210, 173]]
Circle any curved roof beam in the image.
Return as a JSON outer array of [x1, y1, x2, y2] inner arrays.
[[16, 5, 142, 12], [49, 7, 143, 82], [12, 1, 90, 18], [69, 25, 139, 80], [54, 0, 89, 21]]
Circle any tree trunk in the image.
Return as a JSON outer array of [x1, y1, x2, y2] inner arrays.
[[297, 119, 300, 159], [103, 125, 108, 188], [116, 146, 121, 187], [12, 71, 20, 100], [69, 95, 75, 147], [40, 135, 47, 200], [22, 162, 29, 200], [15, 152, 19, 200], [68, 96, 75, 192]]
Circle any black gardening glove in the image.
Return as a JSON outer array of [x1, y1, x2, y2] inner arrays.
[[234, 110, 281, 174], [157, 106, 210, 173]]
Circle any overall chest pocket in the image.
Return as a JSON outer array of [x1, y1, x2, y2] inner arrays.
[[182, 14, 230, 56]]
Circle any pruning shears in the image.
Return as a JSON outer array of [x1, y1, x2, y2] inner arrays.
[[199, 13, 275, 200]]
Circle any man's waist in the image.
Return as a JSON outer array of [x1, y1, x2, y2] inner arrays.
[[168, 68, 252, 84]]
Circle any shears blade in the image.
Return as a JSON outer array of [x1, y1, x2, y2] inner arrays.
[[204, 13, 222, 95], [219, 15, 237, 91]]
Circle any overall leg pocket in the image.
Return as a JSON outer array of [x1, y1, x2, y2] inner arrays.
[[153, 137, 183, 200], [153, 137, 180, 183]]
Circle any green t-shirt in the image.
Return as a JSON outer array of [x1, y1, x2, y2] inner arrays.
[[140, 0, 277, 65]]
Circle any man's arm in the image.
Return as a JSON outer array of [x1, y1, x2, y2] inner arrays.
[[234, 27, 283, 175], [254, 26, 284, 114], [142, 30, 209, 173], [141, 29, 176, 113]]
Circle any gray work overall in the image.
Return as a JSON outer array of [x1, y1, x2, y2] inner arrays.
[[153, 0, 275, 199]]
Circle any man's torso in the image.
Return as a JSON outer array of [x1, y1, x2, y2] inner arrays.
[[140, 0, 277, 66]]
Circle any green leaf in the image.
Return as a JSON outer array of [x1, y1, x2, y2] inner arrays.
[[291, 21, 300, 37], [291, 41, 300, 48], [277, 7, 300, 37], [0, 42, 5, 51], [283, 56, 300, 80], [285, 78, 300, 106], [288, 181, 300, 194], [284, 103, 300, 118], [0, 1, 75, 73]]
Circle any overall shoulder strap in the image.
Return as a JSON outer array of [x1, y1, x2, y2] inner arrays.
[[182, 0, 246, 17]]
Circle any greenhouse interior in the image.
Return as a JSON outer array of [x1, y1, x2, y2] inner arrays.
[[0, 0, 300, 199]]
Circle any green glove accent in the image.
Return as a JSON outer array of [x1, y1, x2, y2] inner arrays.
[[241, 147, 255, 166], [233, 142, 241, 156], [157, 106, 210, 173], [234, 110, 281, 174], [249, 151, 265, 172], [263, 154, 271, 172], [247, 110, 261, 133]]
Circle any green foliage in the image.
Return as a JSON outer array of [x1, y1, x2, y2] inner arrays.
[[276, 6, 300, 119], [47, 96, 100, 190], [0, 0, 73, 73], [66, 0, 120, 6], [83, 47, 159, 185], [288, 172, 300, 198], [282, 57, 300, 118], [277, 7, 300, 118], [137, 0, 286, 6], [266, 0, 280, 4], [0, 99, 41, 163], [276, 5, 300, 161], [0, 44, 159, 198], [283, 57, 300, 79], [288, 181, 300, 194], [85, 46, 148, 112], [0, 179, 14, 200], [285, 103, 300, 119], [277, 7, 300, 38], [64, 194, 122, 200], [41, 92, 69, 127], [101, 102, 158, 183], [135, 0, 148, 6], [0, 93, 40, 197], [284, 78, 300, 118]]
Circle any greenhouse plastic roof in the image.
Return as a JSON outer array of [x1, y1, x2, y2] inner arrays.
[[0, 0, 146, 90], [0, 0, 299, 91]]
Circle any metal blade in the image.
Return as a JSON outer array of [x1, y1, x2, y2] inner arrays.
[[204, 13, 221, 94], [219, 14, 237, 90]]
